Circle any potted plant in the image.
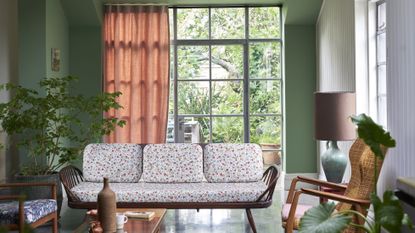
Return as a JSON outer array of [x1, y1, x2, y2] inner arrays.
[[0, 76, 125, 214], [299, 114, 413, 233]]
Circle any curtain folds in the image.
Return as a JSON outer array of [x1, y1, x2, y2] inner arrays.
[[104, 5, 170, 143]]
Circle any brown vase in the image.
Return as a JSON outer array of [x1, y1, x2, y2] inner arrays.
[[97, 177, 116, 233]]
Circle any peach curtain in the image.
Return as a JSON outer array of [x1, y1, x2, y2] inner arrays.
[[104, 5, 170, 143]]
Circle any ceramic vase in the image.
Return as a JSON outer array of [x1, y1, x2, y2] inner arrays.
[[97, 177, 116, 233]]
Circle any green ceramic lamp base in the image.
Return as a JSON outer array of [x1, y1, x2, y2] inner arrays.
[[321, 140, 348, 183]]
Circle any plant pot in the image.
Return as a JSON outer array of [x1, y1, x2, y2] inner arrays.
[[260, 143, 281, 165], [14, 172, 63, 216]]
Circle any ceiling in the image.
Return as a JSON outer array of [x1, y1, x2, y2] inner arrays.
[[61, 0, 322, 27]]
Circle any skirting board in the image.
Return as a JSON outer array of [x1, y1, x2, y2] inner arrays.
[[284, 173, 319, 190]]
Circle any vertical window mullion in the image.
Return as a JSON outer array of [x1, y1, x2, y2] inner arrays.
[[208, 7, 213, 142], [243, 7, 250, 143], [173, 8, 179, 142]]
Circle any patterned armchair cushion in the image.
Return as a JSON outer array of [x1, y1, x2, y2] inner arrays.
[[0, 199, 57, 224], [142, 144, 204, 183], [83, 143, 142, 182], [71, 181, 267, 202], [204, 143, 263, 183]]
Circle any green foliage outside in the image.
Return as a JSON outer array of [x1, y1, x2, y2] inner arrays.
[[0, 76, 125, 175], [170, 7, 281, 144]]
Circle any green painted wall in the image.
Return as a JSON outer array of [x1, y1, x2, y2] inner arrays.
[[18, 0, 47, 90], [69, 27, 102, 96], [46, 0, 70, 78], [285, 25, 317, 173], [17, 0, 70, 172]]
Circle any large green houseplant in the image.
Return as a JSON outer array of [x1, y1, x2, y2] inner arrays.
[[299, 114, 413, 233], [0, 76, 125, 213]]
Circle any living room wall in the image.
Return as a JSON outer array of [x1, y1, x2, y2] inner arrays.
[[15, 0, 70, 175], [0, 0, 18, 181], [284, 25, 317, 174]]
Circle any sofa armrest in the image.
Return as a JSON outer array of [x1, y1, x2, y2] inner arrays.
[[256, 166, 280, 202], [59, 165, 84, 203]]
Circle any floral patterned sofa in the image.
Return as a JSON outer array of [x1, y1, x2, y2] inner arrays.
[[60, 143, 279, 233]]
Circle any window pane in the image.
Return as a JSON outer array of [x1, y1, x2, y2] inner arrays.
[[176, 117, 210, 143], [211, 8, 245, 39], [378, 65, 387, 95], [377, 33, 386, 63], [169, 77, 174, 114], [250, 80, 281, 114], [212, 117, 243, 143], [166, 115, 174, 143], [212, 81, 243, 114], [378, 96, 387, 127], [177, 46, 209, 80], [177, 8, 209, 39], [377, 3, 386, 30], [211, 45, 244, 79], [249, 42, 281, 79], [169, 9, 174, 40], [249, 7, 280, 39], [250, 116, 281, 145], [177, 81, 209, 114]]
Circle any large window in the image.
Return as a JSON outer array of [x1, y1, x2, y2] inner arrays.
[[167, 7, 282, 149], [376, 1, 387, 127]]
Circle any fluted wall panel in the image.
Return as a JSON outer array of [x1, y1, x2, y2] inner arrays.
[[378, 0, 415, 193], [317, 0, 355, 92]]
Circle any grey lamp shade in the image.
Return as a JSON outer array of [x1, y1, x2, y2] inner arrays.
[[314, 92, 356, 141]]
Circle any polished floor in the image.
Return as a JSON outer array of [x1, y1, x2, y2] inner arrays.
[[56, 192, 285, 233]]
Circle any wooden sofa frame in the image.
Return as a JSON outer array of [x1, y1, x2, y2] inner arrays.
[[60, 165, 279, 233]]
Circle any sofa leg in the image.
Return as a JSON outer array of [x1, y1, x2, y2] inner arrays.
[[246, 208, 257, 233]]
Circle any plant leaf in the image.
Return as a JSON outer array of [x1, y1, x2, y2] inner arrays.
[[350, 114, 396, 159], [372, 191, 414, 233], [299, 202, 352, 233]]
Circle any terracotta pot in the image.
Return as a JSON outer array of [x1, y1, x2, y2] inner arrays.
[[260, 143, 281, 165], [97, 177, 116, 233]]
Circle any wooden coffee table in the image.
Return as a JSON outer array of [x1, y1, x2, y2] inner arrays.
[[75, 208, 167, 233]]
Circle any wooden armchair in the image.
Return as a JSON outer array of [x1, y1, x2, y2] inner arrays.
[[282, 139, 386, 233], [0, 182, 58, 233]]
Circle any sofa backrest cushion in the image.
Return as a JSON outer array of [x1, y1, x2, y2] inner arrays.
[[142, 144, 204, 183], [83, 143, 142, 183], [204, 143, 263, 182]]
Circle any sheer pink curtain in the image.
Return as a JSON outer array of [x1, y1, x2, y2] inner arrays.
[[104, 5, 170, 143]]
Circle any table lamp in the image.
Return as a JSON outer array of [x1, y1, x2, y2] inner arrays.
[[314, 92, 356, 183]]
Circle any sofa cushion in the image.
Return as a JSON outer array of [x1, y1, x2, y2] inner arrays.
[[0, 199, 57, 224], [204, 143, 263, 182], [71, 181, 267, 202], [142, 144, 204, 183], [83, 143, 142, 182]]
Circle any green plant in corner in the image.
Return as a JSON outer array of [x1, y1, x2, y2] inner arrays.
[[299, 113, 413, 233], [0, 76, 126, 175]]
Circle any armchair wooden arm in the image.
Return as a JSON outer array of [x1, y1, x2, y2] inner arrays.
[[301, 188, 371, 206], [286, 176, 347, 203], [0, 182, 57, 200]]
